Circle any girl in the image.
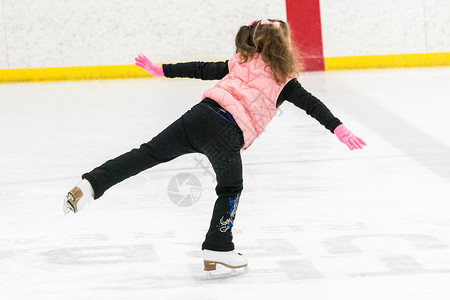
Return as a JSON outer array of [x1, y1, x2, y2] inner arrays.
[[63, 19, 366, 274]]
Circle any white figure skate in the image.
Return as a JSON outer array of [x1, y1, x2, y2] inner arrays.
[[202, 249, 248, 279], [63, 179, 94, 215]]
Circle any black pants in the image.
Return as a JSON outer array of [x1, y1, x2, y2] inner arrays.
[[82, 99, 245, 251]]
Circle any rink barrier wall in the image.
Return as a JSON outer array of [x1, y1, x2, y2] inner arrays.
[[0, 53, 449, 83]]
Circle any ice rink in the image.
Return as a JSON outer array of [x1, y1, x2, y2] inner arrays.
[[1, 67, 450, 299]]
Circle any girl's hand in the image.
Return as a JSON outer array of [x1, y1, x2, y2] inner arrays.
[[135, 54, 164, 77], [334, 124, 367, 150]]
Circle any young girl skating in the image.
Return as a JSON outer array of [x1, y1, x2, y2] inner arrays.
[[63, 18, 366, 275]]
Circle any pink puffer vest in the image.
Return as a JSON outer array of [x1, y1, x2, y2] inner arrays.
[[202, 53, 292, 149]]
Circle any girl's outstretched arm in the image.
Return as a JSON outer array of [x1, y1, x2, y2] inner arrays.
[[163, 61, 229, 80], [279, 79, 366, 150], [135, 54, 229, 80], [279, 79, 342, 133]]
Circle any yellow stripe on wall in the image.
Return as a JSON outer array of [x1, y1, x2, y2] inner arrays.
[[0, 64, 151, 83], [325, 52, 450, 70], [1, 53, 449, 83]]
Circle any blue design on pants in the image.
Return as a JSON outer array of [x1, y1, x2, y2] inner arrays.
[[219, 193, 240, 233]]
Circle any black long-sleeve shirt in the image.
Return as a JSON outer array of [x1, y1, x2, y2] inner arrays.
[[163, 61, 342, 134]]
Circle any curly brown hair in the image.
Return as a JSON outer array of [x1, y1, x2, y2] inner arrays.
[[235, 19, 303, 84]]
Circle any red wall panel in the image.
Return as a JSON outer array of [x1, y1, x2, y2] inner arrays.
[[286, 0, 325, 71]]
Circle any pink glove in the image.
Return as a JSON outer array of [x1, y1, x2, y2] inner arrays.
[[334, 124, 367, 150], [135, 54, 164, 77]]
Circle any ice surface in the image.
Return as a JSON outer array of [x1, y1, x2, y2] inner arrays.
[[1, 67, 450, 299]]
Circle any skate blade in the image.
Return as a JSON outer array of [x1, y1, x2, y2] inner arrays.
[[62, 196, 75, 215], [201, 266, 249, 280]]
